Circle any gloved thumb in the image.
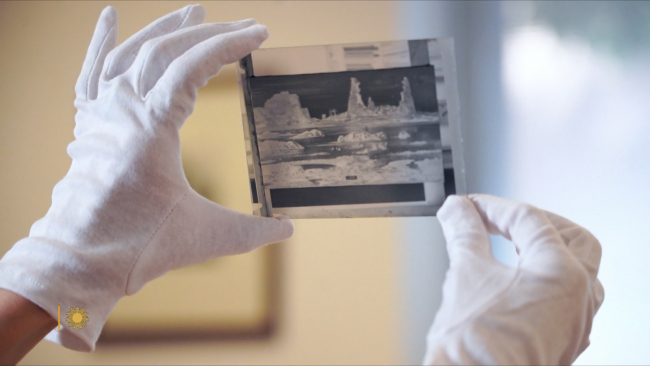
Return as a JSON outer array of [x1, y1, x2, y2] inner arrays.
[[181, 190, 294, 256], [125, 189, 293, 295], [437, 195, 493, 265]]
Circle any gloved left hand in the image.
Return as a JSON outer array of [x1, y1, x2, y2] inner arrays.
[[425, 195, 603, 365], [0, 5, 293, 352]]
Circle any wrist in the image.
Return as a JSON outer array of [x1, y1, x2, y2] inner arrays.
[[0, 236, 123, 352], [0, 288, 57, 364]]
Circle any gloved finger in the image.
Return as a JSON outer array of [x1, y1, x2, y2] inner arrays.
[[593, 278, 605, 309], [102, 4, 205, 81], [437, 195, 493, 265], [75, 6, 118, 101], [128, 19, 258, 98], [543, 210, 602, 281], [150, 24, 268, 123], [468, 194, 565, 271]]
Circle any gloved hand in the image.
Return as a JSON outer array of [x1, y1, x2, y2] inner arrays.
[[425, 194, 604, 365], [0, 5, 293, 352]]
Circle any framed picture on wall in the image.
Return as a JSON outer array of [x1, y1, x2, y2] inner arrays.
[[99, 241, 279, 343], [98, 73, 281, 343]]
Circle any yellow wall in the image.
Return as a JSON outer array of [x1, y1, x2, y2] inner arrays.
[[0, 1, 407, 364]]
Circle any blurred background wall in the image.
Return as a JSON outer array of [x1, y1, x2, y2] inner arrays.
[[1, 1, 406, 364], [398, 1, 650, 365], [498, 3, 650, 364], [2, 1, 650, 365]]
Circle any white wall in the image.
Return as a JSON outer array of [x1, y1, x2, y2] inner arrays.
[[502, 2, 650, 364]]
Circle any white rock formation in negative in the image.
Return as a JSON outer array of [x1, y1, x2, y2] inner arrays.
[[337, 131, 387, 143], [347, 78, 372, 118], [397, 77, 416, 117], [254, 91, 313, 127], [325, 111, 348, 122], [344, 77, 417, 120], [291, 129, 325, 139], [259, 140, 304, 151], [398, 131, 411, 139], [258, 76, 423, 127], [367, 97, 377, 112]]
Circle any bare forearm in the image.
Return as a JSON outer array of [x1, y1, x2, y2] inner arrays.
[[0, 289, 56, 365]]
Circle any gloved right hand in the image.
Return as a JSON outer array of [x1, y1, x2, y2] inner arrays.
[[425, 194, 604, 365], [0, 5, 293, 352]]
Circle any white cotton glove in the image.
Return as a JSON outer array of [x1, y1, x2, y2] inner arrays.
[[0, 5, 293, 352], [425, 194, 604, 365]]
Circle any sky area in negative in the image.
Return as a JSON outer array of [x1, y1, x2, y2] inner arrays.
[[249, 65, 438, 118]]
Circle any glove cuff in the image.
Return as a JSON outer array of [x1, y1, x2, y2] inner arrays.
[[0, 237, 123, 352]]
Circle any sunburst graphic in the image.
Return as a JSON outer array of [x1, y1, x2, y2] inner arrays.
[[66, 306, 89, 330]]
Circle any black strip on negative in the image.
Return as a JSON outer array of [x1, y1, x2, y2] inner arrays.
[[250, 179, 259, 204], [270, 183, 425, 208], [444, 168, 456, 196]]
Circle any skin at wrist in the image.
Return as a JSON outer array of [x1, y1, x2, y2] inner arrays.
[[0, 288, 57, 365]]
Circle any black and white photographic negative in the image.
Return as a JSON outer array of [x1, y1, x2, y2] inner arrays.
[[238, 39, 465, 218]]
